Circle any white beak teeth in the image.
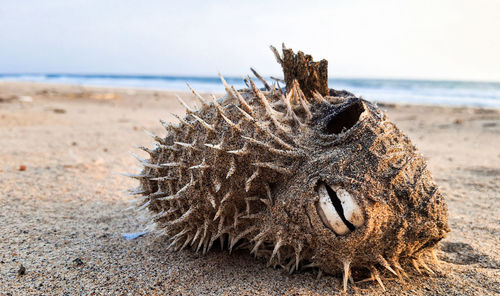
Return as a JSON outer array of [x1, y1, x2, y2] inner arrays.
[[316, 184, 350, 235], [336, 188, 365, 228], [315, 183, 364, 236]]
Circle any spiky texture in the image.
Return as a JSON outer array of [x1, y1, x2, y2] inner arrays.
[[128, 46, 449, 292]]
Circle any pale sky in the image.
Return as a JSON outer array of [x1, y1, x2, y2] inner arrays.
[[1, 0, 499, 81]]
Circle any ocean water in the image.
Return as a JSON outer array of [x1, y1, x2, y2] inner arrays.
[[1, 73, 500, 108]]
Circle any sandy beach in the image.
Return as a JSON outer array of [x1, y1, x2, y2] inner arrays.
[[0, 81, 499, 295]]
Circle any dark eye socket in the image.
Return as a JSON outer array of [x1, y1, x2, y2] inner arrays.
[[324, 99, 365, 134]]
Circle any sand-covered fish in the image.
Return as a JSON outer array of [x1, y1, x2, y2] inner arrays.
[[127, 45, 449, 291]]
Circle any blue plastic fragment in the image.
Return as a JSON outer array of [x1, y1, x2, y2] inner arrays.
[[122, 231, 148, 240]]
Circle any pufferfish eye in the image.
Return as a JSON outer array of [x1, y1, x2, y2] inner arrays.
[[325, 99, 365, 134], [316, 182, 365, 235]]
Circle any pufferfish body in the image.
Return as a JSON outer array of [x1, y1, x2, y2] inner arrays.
[[127, 46, 449, 291]]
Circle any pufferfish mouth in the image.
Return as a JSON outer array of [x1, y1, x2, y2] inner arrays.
[[315, 182, 365, 235]]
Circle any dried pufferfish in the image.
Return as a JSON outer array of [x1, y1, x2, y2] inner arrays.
[[127, 45, 449, 292]]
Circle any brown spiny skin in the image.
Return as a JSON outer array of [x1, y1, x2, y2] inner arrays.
[[129, 50, 449, 287]]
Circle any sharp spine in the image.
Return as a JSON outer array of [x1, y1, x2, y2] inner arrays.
[[269, 239, 283, 264], [248, 78, 283, 128], [131, 153, 163, 169], [143, 129, 163, 143], [252, 162, 292, 175], [343, 260, 351, 293], [186, 83, 209, 107], [168, 207, 194, 226], [390, 259, 407, 280], [369, 265, 386, 291], [213, 204, 224, 221], [156, 194, 177, 201], [250, 240, 263, 256], [269, 45, 283, 65], [255, 124, 294, 150], [316, 269, 323, 280], [137, 199, 150, 211], [294, 243, 303, 272], [377, 255, 398, 276], [213, 176, 222, 192], [213, 95, 241, 131], [235, 106, 255, 121], [411, 259, 422, 274], [196, 219, 209, 252], [171, 113, 193, 128], [430, 249, 440, 266], [160, 162, 183, 168], [204, 142, 223, 151], [250, 67, 271, 91], [159, 119, 180, 133], [167, 228, 190, 249], [125, 188, 148, 196], [175, 95, 195, 113], [259, 198, 272, 211], [264, 183, 273, 205], [242, 136, 301, 157], [191, 227, 202, 246], [226, 157, 236, 179], [157, 144, 179, 152], [206, 193, 217, 209], [312, 90, 328, 104], [227, 142, 248, 156], [231, 86, 253, 114], [189, 158, 209, 170], [174, 141, 199, 150], [281, 89, 303, 125], [245, 168, 260, 192], [229, 226, 257, 252], [180, 234, 193, 251], [418, 258, 435, 275], [218, 73, 236, 100], [191, 114, 214, 131], [220, 190, 233, 204], [136, 145, 155, 155], [120, 172, 148, 179], [149, 176, 177, 181]]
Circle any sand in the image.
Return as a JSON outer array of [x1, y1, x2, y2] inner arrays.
[[0, 81, 499, 295]]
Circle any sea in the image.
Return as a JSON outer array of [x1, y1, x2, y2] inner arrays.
[[1, 73, 500, 108]]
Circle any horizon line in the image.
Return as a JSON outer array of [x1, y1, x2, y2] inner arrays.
[[1, 72, 500, 85]]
